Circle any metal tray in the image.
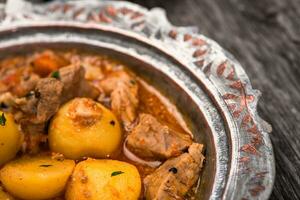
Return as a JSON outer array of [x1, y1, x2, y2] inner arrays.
[[0, 0, 275, 199]]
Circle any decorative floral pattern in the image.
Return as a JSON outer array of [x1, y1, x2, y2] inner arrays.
[[0, 0, 274, 199], [163, 29, 273, 199]]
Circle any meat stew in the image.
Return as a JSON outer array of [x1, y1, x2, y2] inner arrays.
[[0, 50, 205, 200]]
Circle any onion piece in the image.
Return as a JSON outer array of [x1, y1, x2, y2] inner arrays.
[[123, 140, 161, 168]]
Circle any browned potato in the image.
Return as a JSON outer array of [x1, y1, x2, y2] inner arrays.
[[66, 159, 141, 200], [49, 98, 122, 160], [0, 156, 75, 200], [0, 112, 22, 166]]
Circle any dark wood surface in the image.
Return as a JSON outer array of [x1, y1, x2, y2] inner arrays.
[[127, 0, 300, 199], [7, 0, 300, 199]]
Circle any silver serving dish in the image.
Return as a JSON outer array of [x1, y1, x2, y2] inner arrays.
[[0, 0, 275, 199]]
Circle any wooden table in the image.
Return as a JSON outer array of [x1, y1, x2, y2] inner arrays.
[[128, 0, 300, 199]]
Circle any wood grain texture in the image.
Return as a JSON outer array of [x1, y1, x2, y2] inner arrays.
[[126, 0, 300, 199]]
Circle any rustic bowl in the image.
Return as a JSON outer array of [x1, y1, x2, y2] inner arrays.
[[0, 0, 275, 199]]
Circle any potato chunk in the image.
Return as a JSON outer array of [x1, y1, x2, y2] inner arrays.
[[0, 112, 22, 165], [49, 98, 122, 160], [66, 159, 141, 200], [0, 156, 75, 200]]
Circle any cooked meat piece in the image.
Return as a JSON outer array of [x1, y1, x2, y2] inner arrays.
[[99, 71, 133, 94], [14, 78, 63, 154], [0, 92, 15, 111], [111, 80, 138, 129], [15, 78, 63, 124], [78, 79, 100, 100], [32, 50, 69, 77], [80, 56, 104, 81], [126, 114, 192, 160], [11, 67, 63, 153], [99, 70, 139, 129], [59, 64, 83, 102], [14, 94, 38, 116], [144, 143, 205, 200], [59, 64, 100, 103], [35, 78, 64, 123], [21, 123, 47, 154]]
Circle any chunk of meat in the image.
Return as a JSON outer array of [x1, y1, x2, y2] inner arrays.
[[32, 50, 69, 77], [80, 56, 104, 81], [144, 143, 205, 200], [111, 80, 138, 129], [0, 92, 15, 111], [35, 78, 64, 122], [14, 94, 38, 117], [15, 78, 63, 124], [14, 78, 63, 153], [59, 64, 100, 103], [21, 123, 47, 154], [99, 71, 134, 94], [99, 70, 139, 129], [126, 114, 192, 160]]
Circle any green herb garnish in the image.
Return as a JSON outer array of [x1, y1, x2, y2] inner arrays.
[[39, 164, 53, 167], [111, 171, 124, 177], [0, 113, 6, 126], [51, 71, 60, 79]]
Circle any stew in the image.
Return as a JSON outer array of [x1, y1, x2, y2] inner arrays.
[[0, 50, 205, 200]]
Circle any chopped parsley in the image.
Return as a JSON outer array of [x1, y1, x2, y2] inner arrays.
[[51, 71, 60, 79], [111, 171, 124, 177], [0, 113, 6, 126], [39, 164, 52, 167], [168, 167, 178, 174]]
